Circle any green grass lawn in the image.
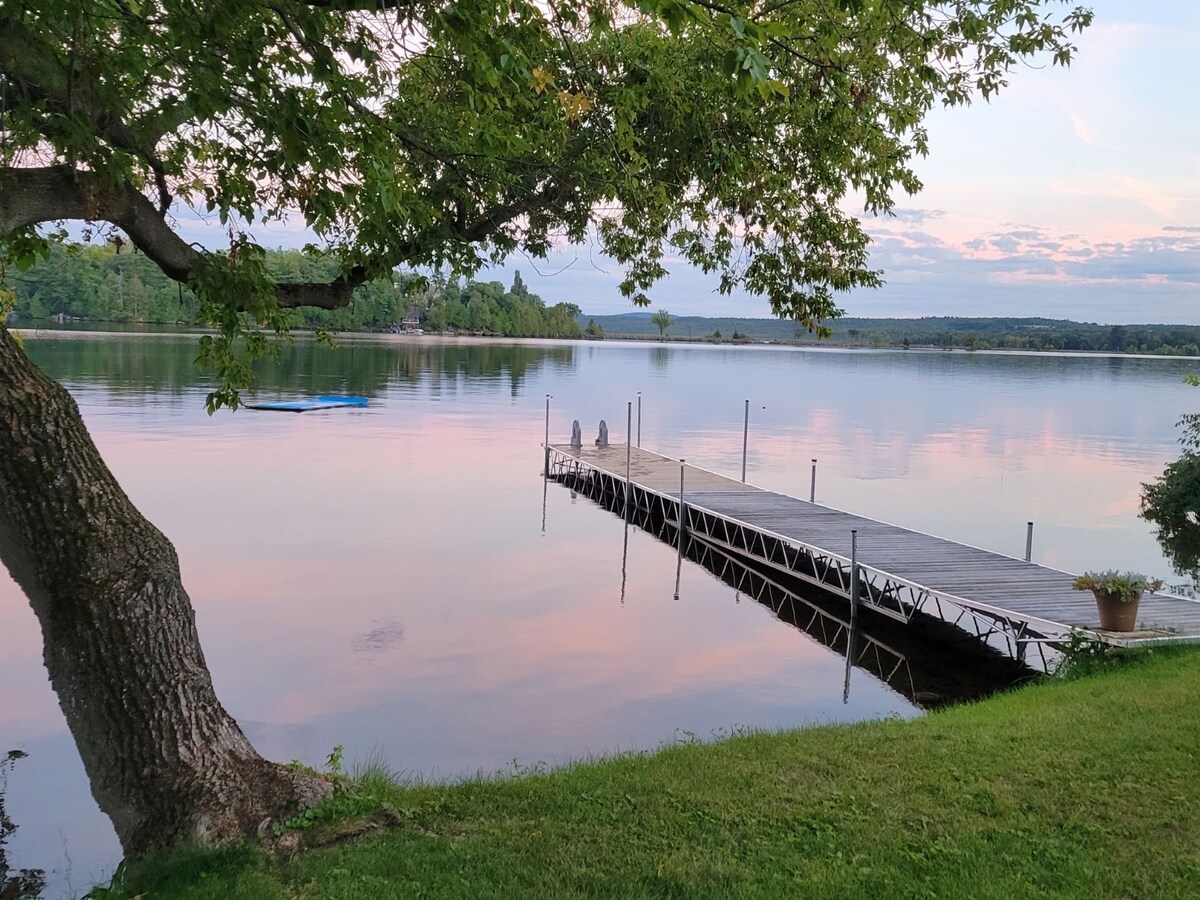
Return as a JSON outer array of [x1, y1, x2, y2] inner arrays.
[[101, 648, 1200, 899]]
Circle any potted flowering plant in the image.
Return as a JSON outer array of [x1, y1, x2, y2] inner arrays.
[[1072, 570, 1163, 632]]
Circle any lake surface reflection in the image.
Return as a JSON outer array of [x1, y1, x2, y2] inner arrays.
[[2, 334, 1192, 895]]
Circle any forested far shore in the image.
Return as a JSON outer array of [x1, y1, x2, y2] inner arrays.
[[579, 312, 1200, 355], [7, 244, 1200, 356], [1, 244, 583, 339]]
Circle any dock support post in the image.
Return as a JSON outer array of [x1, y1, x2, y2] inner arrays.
[[637, 392, 642, 447], [675, 460, 686, 599], [543, 394, 551, 475], [810, 459, 817, 503], [850, 529, 859, 624], [1025, 521, 1034, 562], [678, 461, 687, 550], [742, 399, 749, 482], [625, 402, 632, 516]]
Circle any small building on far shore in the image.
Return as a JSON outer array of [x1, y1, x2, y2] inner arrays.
[[401, 306, 422, 333]]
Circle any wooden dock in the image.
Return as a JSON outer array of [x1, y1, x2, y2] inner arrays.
[[548, 443, 1200, 668]]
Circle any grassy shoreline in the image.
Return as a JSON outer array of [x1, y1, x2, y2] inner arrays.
[[101, 648, 1200, 899]]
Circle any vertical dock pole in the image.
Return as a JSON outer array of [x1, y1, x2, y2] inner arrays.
[[678, 461, 687, 552], [741, 399, 750, 482], [675, 460, 686, 599], [844, 529, 860, 704], [637, 392, 642, 447], [810, 459, 817, 503], [625, 402, 633, 516], [1025, 521, 1034, 562], [543, 394, 551, 475], [850, 529, 860, 624]]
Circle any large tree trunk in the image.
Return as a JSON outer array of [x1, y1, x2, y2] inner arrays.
[[0, 326, 332, 856]]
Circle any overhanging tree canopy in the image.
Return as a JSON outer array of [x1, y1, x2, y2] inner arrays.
[[2, 0, 1091, 402], [0, 0, 1091, 858]]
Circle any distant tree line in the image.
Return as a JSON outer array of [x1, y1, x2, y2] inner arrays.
[[2, 244, 582, 339], [827, 318, 1200, 356], [11, 247, 1197, 355], [578, 313, 1200, 357]]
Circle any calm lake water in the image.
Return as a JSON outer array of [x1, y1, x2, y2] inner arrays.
[[1, 333, 1194, 895]]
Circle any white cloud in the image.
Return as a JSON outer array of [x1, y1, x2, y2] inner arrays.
[[1070, 113, 1103, 148], [1049, 174, 1199, 219], [844, 216, 1200, 323]]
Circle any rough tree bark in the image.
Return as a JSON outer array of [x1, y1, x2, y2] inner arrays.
[[0, 326, 333, 855]]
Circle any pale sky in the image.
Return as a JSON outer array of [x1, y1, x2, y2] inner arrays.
[[176, 1, 1200, 324]]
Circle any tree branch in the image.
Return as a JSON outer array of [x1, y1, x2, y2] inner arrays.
[[0, 167, 364, 309], [0, 15, 183, 213], [275, 267, 368, 308], [461, 179, 578, 242], [0, 165, 570, 311]]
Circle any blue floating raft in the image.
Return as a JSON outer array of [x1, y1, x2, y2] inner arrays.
[[246, 395, 369, 413]]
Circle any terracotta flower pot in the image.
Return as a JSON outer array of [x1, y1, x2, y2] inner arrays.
[[1093, 590, 1140, 632]]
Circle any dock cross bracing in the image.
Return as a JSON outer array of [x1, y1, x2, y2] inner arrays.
[[547, 443, 1200, 670]]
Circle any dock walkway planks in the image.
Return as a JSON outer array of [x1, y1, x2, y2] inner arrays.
[[549, 443, 1200, 650]]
